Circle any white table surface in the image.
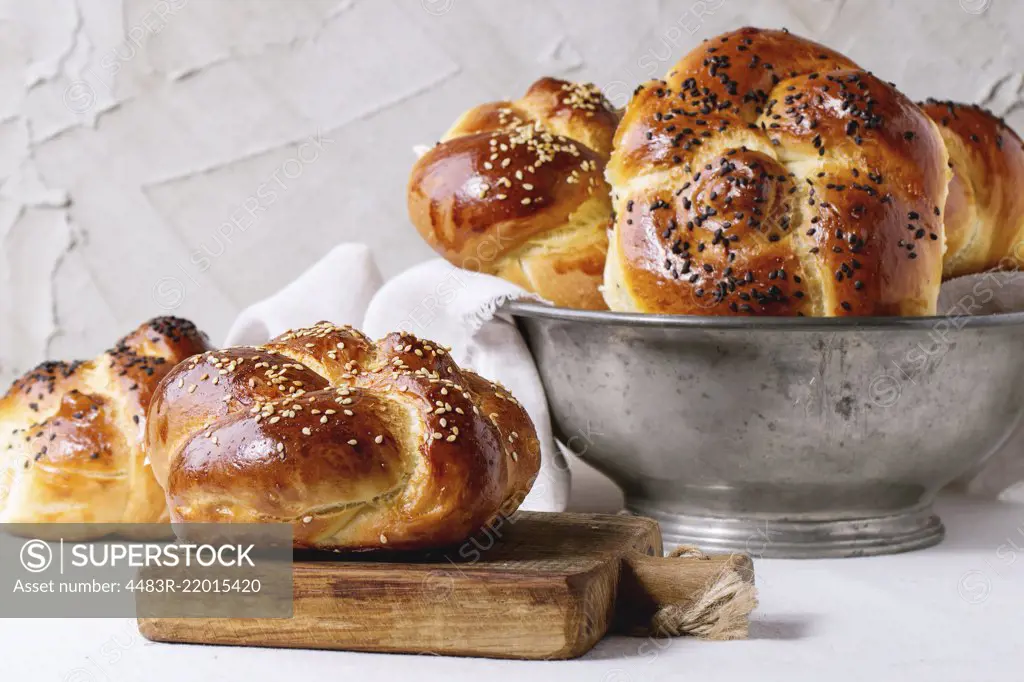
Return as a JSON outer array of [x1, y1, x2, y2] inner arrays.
[[5, 459, 1023, 682]]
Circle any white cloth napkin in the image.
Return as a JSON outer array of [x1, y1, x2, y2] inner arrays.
[[226, 244, 570, 512]]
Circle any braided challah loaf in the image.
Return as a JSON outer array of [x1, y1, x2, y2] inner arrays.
[[409, 77, 620, 310], [146, 322, 540, 551], [920, 100, 1024, 278], [0, 318, 211, 530], [604, 27, 951, 316]]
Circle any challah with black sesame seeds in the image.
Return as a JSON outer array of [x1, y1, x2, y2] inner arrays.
[[604, 27, 951, 316], [0, 317, 212, 533], [145, 322, 540, 551], [919, 100, 1024, 279], [408, 77, 620, 310]]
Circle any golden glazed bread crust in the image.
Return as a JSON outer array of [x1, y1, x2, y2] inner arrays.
[[604, 27, 950, 316], [920, 100, 1024, 278], [146, 322, 540, 551], [408, 78, 620, 310], [0, 318, 211, 530]]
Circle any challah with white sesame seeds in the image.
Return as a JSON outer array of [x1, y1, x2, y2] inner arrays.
[[145, 322, 540, 551], [0, 317, 212, 533], [919, 100, 1024, 279], [604, 27, 951, 316], [408, 77, 620, 310]]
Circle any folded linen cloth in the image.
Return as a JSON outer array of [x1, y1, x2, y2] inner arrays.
[[225, 244, 570, 512]]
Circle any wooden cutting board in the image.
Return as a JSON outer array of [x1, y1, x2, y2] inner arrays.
[[138, 512, 755, 660]]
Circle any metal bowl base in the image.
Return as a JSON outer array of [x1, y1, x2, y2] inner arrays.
[[627, 502, 945, 559]]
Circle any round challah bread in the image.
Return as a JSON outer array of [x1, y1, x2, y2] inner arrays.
[[604, 27, 951, 316], [920, 100, 1024, 278], [0, 318, 211, 530], [408, 77, 620, 310], [146, 322, 540, 551]]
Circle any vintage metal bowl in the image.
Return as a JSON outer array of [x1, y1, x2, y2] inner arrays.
[[507, 301, 1024, 558]]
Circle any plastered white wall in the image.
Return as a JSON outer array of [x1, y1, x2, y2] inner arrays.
[[1, 0, 1022, 387]]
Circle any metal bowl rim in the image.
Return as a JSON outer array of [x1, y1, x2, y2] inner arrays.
[[503, 300, 1024, 331]]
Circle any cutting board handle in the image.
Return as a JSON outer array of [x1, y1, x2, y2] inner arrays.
[[614, 547, 757, 640]]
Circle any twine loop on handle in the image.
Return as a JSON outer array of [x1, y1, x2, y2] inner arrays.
[[667, 545, 709, 559], [648, 545, 758, 641]]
